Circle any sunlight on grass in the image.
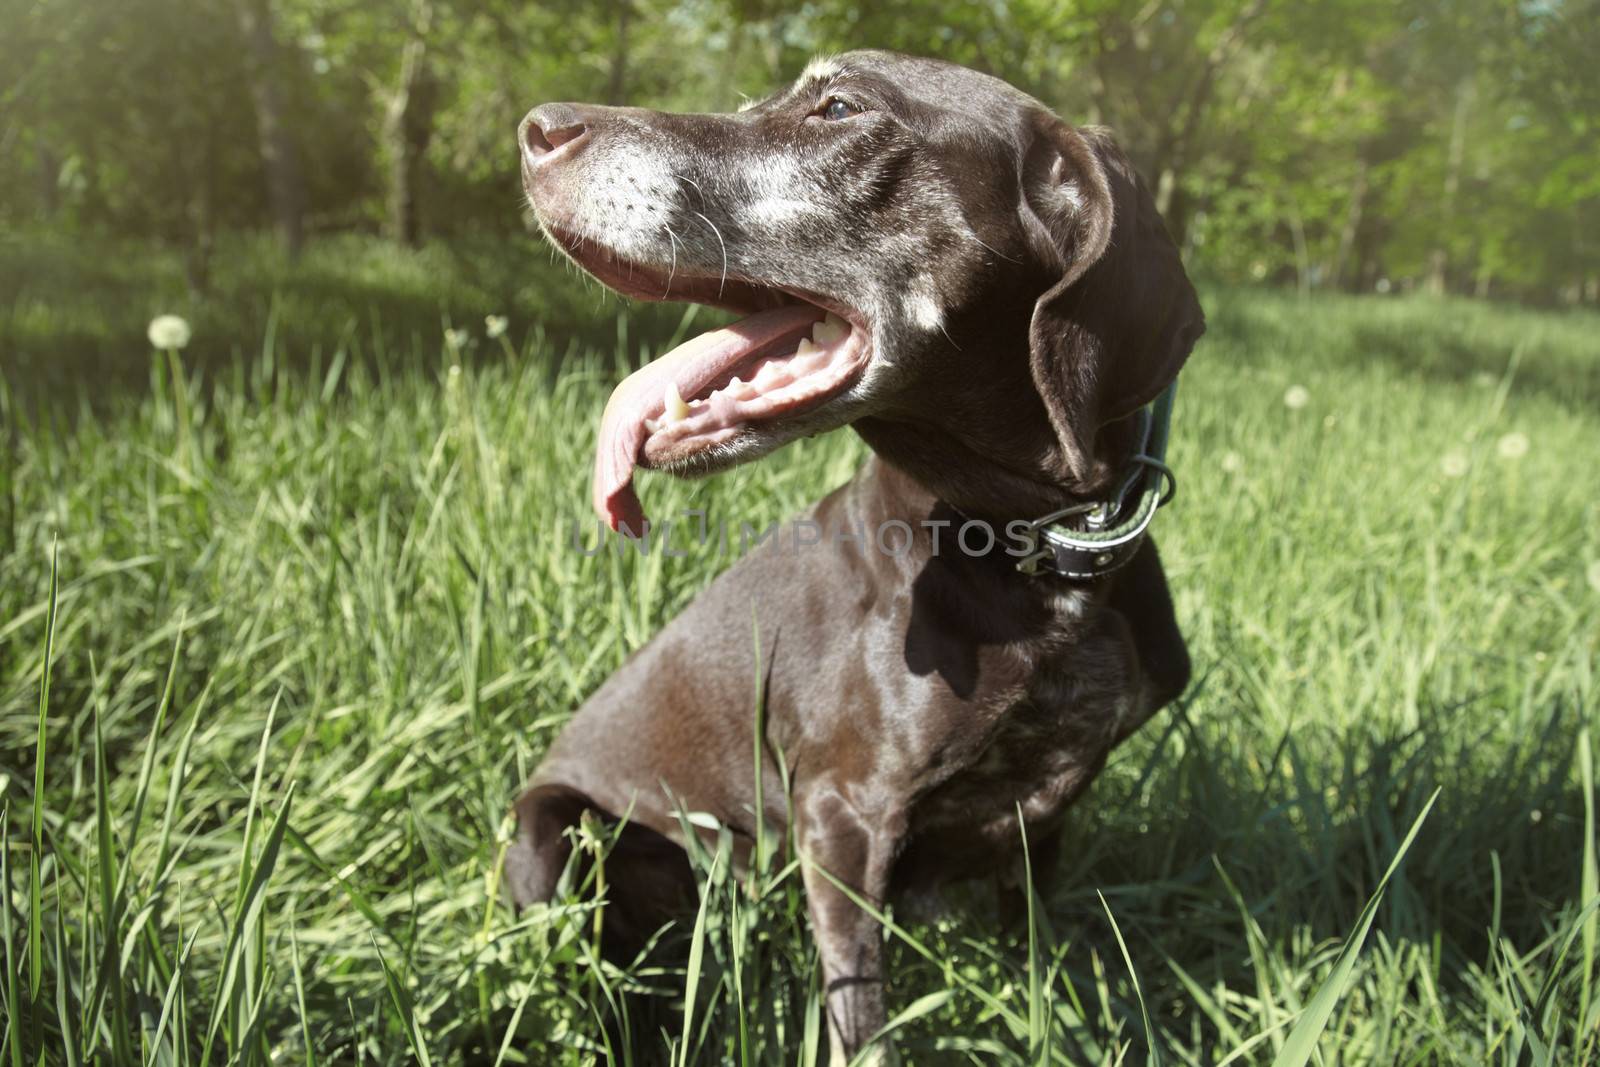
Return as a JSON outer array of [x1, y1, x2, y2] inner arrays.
[[1, 287, 1598, 1064]]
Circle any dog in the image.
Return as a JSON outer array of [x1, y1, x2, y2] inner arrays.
[[509, 50, 1203, 1064]]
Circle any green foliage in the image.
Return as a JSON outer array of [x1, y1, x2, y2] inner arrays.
[[1, 0, 267, 236], [1, 0, 1596, 301], [2, 246, 1598, 1061]]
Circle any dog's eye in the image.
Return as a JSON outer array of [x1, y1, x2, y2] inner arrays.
[[819, 98, 860, 121]]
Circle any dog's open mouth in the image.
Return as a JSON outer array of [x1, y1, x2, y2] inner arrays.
[[546, 228, 872, 533]]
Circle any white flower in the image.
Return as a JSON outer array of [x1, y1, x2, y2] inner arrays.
[[1586, 560, 1600, 595], [147, 314, 192, 350], [445, 327, 471, 350], [1496, 431, 1529, 460], [1440, 449, 1469, 478], [485, 315, 509, 339], [1283, 384, 1310, 410], [1220, 450, 1243, 474]]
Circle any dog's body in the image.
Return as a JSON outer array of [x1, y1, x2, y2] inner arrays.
[[510, 51, 1203, 1062]]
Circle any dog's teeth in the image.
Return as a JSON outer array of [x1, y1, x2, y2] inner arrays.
[[795, 337, 819, 356], [664, 382, 690, 422], [728, 376, 743, 388], [812, 314, 848, 346], [644, 417, 660, 433]]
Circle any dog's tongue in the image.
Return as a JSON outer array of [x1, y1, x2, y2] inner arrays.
[[593, 305, 822, 534]]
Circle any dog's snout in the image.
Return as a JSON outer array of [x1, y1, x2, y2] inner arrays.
[[520, 104, 590, 165]]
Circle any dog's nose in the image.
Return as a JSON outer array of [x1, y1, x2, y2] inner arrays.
[[520, 104, 591, 165]]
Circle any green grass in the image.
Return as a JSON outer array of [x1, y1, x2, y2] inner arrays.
[[0, 227, 705, 407], [2, 251, 1599, 1064]]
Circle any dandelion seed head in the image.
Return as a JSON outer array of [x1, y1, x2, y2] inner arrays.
[[147, 314, 192, 350], [1496, 431, 1529, 460], [1283, 385, 1310, 410]]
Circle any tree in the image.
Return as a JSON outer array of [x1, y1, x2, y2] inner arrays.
[[382, 1, 439, 246], [236, 0, 308, 255]]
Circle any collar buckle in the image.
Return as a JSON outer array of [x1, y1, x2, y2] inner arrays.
[[1015, 502, 1096, 576], [1014, 381, 1180, 582]]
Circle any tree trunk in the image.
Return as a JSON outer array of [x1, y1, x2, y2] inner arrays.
[[185, 125, 219, 297], [236, 0, 306, 256], [1426, 77, 1473, 296], [1155, 166, 1178, 224], [383, 5, 437, 247], [1146, 0, 1266, 242], [36, 143, 59, 217], [606, 0, 632, 105], [1286, 198, 1311, 299], [1329, 159, 1368, 290], [1156, 173, 1195, 252]]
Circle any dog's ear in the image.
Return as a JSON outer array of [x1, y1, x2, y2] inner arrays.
[[1020, 115, 1204, 485]]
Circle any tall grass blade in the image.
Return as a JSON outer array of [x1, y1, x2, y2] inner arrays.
[[2, 805, 22, 1067], [289, 909, 315, 1067], [199, 783, 296, 1067], [1267, 788, 1439, 1067], [1100, 891, 1162, 1067], [90, 692, 133, 1065], [236, 691, 282, 910], [850, 990, 955, 1067], [1017, 808, 1047, 1064], [1579, 728, 1597, 1035], [115, 624, 183, 898], [155, 693, 204, 880], [50, 892, 77, 1067], [376, 936, 434, 1067], [148, 930, 200, 1062], [28, 540, 59, 1004], [677, 844, 723, 1067], [800, 971, 822, 1067]]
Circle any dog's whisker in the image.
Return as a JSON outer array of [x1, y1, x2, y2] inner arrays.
[[689, 210, 730, 296], [967, 231, 1022, 265], [672, 172, 706, 211], [663, 224, 683, 298]]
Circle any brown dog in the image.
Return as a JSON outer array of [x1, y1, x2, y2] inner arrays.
[[509, 50, 1203, 1064]]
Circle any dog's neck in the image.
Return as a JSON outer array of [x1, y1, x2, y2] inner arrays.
[[849, 307, 1145, 523], [852, 400, 1137, 527]]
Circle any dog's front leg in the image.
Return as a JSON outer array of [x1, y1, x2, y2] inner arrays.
[[796, 777, 902, 1067]]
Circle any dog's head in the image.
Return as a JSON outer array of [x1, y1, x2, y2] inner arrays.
[[520, 50, 1203, 531]]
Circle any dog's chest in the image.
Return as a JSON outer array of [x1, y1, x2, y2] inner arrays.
[[902, 628, 1138, 867], [916, 689, 1113, 829]]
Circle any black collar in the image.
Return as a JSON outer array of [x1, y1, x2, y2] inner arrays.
[[1013, 380, 1178, 581]]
